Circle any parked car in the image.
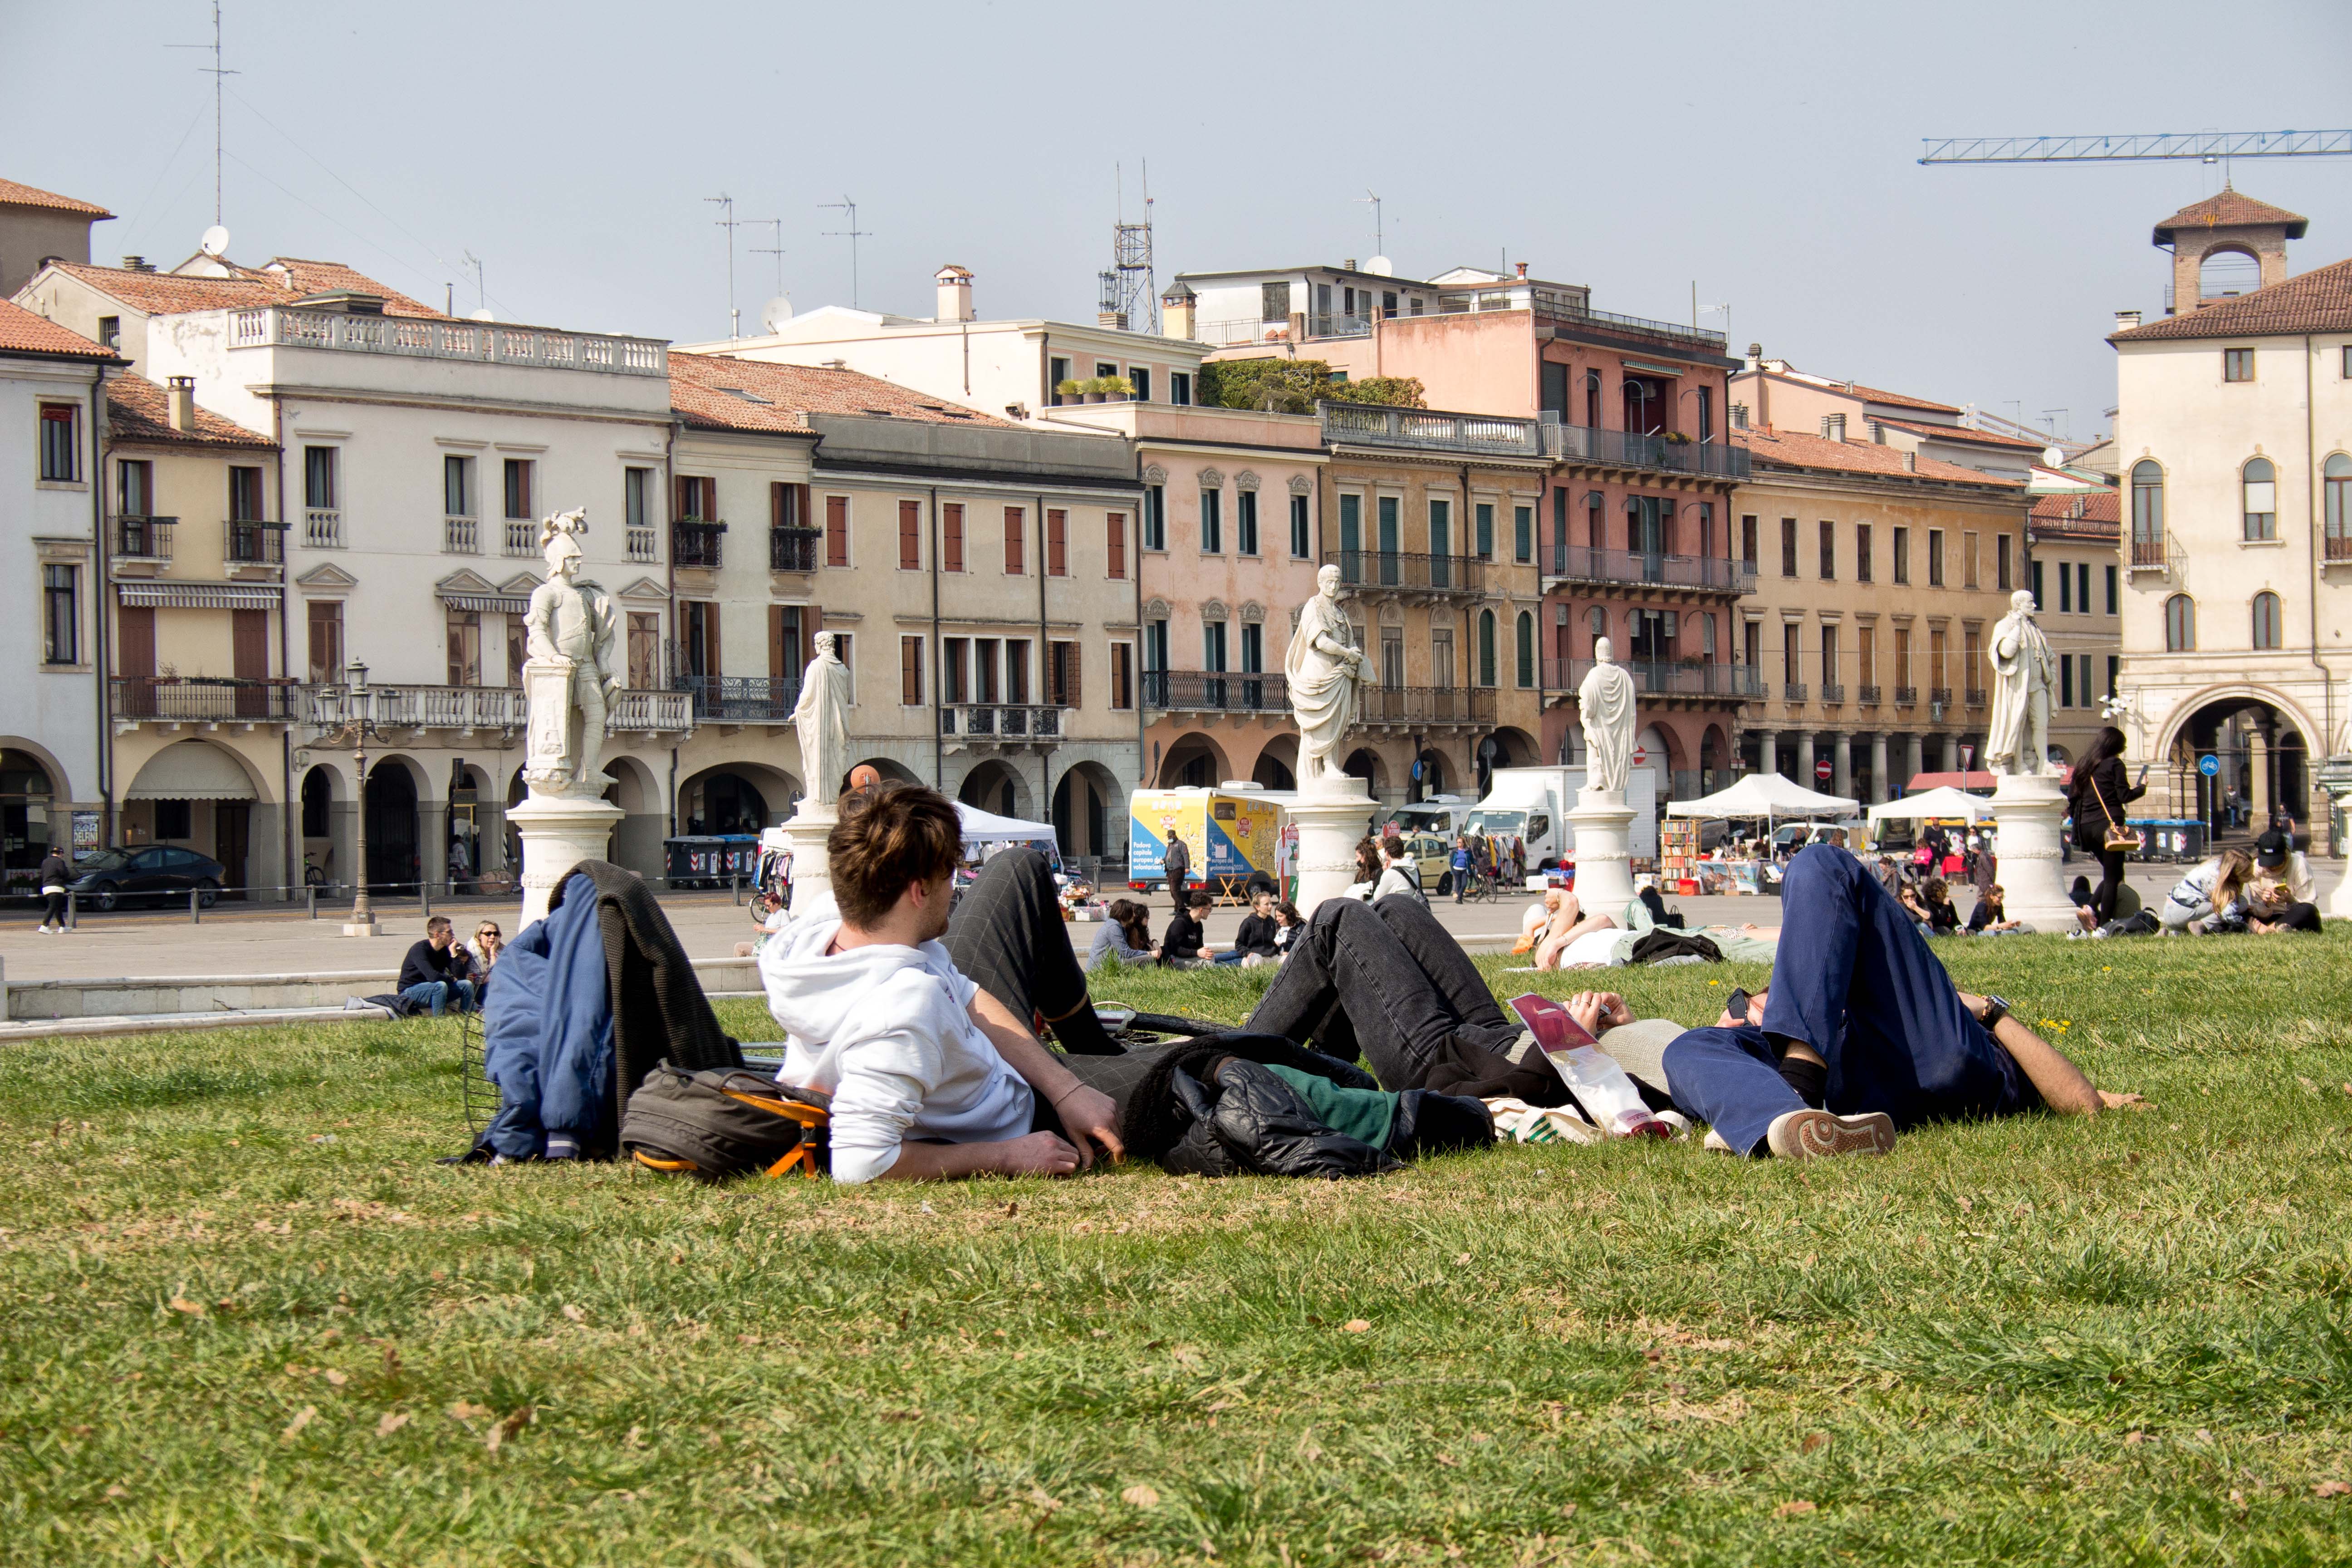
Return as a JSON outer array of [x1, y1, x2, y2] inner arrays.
[[1402, 832, 1456, 894], [67, 846, 228, 910]]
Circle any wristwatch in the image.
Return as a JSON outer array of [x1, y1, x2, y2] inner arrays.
[[1978, 994, 2011, 1032]]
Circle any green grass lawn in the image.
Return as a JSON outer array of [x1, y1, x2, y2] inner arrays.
[[5, 933, 2352, 1566]]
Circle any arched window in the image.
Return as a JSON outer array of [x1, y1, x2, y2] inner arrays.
[[1477, 609, 1498, 687], [2251, 591, 2282, 650], [1514, 610, 1535, 688], [1586, 604, 1608, 655], [2164, 593, 2196, 652], [2324, 454, 2351, 560], [2130, 460, 2164, 564], [2242, 457, 2276, 542]]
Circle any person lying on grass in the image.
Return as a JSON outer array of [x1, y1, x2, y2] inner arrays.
[[758, 781, 1126, 1183], [1598, 842, 2142, 1159]]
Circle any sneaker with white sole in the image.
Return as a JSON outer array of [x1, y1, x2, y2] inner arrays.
[[1702, 1127, 1734, 1154], [1765, 1108, 1896, 1160]]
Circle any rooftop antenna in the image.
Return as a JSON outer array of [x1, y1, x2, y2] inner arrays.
[[1101, 163, 1157, 333], [1700, 298, 1731, 348], [750, 218, 789, 336], [167, 0, 240, 229], [821, 195, 872, 310], [2041, 407, 2069, 440], [1358, 189, 1383, 257], [461, 250, 485, 314], [706, 194, 741, 339]]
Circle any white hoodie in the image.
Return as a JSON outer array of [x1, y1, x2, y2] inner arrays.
[[757, 916, 1033, 1183]]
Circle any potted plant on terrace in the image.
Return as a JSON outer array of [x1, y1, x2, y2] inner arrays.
[[1095, 375, 1134, 402], [1055, 377, 1085, 405]]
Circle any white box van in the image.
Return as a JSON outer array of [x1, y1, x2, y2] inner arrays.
[[1463, 766, 1657, 875]]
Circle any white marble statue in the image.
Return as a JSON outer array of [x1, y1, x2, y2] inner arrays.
[[1577, 636, 1638, 795], [790, 631, 853, 806], [521, 509, 620, 797], [1985, 588, 2058, 776], [1286, 563, 1372, 790]]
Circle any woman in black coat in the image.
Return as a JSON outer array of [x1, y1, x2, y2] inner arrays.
[[2067, 725, 2145, 923]]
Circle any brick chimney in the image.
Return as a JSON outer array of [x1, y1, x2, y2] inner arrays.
[[934, 265, 974, 323], [1514, 262, 1529, 279], [167, 375, 196, 433], [2115, 309, 2143, 332]]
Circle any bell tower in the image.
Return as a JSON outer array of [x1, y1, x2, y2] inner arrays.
[[2152, 186, 2307, 314]]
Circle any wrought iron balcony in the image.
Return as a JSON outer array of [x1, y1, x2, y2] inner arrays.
[[940, 705, 1065, 740], [116, 515, 174, 559], [113, 676, 293, 723], [1333, 548, 1487, 597], [1539, 421, 1751, 480], [226, 519, 287, 564], [673, 520, 725, 569], [1782, 682, 1809, 703], [770, 526, 821, 573], [1531, 298, 1729, 356], [1319, 401, 1543, 457], [1820, 683, 1847, 704], [2129, 537, 2167, 570], [2328, 533, 2352, 562], [1353, 685, 1497, 727], [1965, 687, 1988, 707], [677, 675, 798, 723], [1543, 544, 1756, 594], [1894, 686, 1919, 705], [1543, 658, 1762, 700], [1141, 669, 1290, 714], [1858, 684, 1883, 705], [1930, 686, 1954, 707]]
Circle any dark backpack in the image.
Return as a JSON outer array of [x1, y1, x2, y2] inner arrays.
[[1628, 928, 1724, 965], [619, 1062, 831, 1181]]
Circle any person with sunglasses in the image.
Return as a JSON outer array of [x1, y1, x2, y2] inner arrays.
[[458, 920, 505, 1003], [1645, 843, 2142, 1159]]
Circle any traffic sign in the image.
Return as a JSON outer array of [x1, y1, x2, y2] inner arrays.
[[1816, 760, 1833, 781], [1632, 746, 1648, 766], [2198, 754, 2220, 778]]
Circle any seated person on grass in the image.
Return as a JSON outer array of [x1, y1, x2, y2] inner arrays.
[[399, 916, 477, 1016], [1233, 888, 1285, 967], [1161, 889, 1216, 967], [1639, 843, 2140, 1159], [758, 782, 1126, 1183]]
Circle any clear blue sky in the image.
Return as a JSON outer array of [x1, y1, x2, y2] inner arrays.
[[11, 0, 2350, 444]]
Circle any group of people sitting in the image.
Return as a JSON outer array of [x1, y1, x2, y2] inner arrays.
[[1086, 887, 1307, 970], [397, 915, 506, 1016], [751, 779, 2138, 1184], [2146, 829, 2319, 936]]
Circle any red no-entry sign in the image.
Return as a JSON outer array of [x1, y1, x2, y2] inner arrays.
[[1816, 760, 1833, 781]]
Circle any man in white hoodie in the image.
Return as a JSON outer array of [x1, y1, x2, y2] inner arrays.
[[759, 782, 1126, 1183]]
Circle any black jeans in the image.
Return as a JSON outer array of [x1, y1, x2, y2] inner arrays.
[[2266, 901, 2323, 932], [2080, 836, 2128, 925], [1246, 896, 1560, 1102], [942, 849, 1117, 1054]]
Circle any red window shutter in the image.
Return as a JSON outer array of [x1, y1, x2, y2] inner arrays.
[[118, 605, 157, 679], [770, 482, 787, 529], [675, 475, 692, 520], [702, 601, 722, 678], [943, 503, 965, 572], [901, 636, 923, 706], [898, 499, 921, 569], [796, 485, 812, 537], [1004, 507, 1024, 574], [769, 605, 785, 682], [825, 495, 848, 566], [1110, 642, 1131, 710], [1106, 512, 1126, 579], [1047, 509, 1068, 576]]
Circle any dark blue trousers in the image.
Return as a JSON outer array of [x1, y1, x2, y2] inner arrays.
[[1661, 843, 2030, 1155]]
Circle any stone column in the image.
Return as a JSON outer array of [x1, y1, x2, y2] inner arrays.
[[1755, 729, 1777, 777], [1940, 734, 1959, 773], [1903, 734, 1924, 794], [1833, 733, 1852, 801], [418, 797, 450, 897], [1796, 733, 1816, 791], [1869, 733, 1890, 804]]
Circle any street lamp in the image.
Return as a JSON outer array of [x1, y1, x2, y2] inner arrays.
[[316, 657, 387, 937]]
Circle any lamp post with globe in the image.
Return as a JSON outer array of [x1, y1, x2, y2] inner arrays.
[[313, 659, 390, 936]]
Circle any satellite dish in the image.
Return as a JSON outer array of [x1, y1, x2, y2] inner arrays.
[[2043, 446, 2065, 467], [760, 294, 794, 333], [1365, 255, 1394, 277], [199, 224, 230, 259], [468, 308, 496, 323]]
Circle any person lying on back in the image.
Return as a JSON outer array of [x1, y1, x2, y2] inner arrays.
[[758, 782, 1124, 1183]]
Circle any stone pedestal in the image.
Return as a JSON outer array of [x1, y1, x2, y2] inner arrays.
[[779, 801, 838, 916], [342, 911, 381, 938], [2316, 756, 2352, 919], [1289, 779, 1377, 918], [1565, 787, 1637, 915], [1989, 770, 2076, 932], [510, 792, 624, 929]]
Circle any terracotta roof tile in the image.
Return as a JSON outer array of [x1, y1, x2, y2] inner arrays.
[[2029, 490, 2121, 540], [104, 372, 274, 449], [670, 352, 1022, 433], [1732, 425, 2024, 487], [46, 259, 441, 319], [1872, 416, 2046, 451], [2152, 189, 2308, 245], [1841, 382, 1961, 414], [0, 298, 118, 361], [2111, 255, 2352, 343], [0, 177, 112, 218]]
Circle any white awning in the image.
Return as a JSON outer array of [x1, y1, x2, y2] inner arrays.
[[956, 802, 1057, 843], [126, 740, 257, 801], [1664, 773, 1858, 821], [441, 591, 533, 614], [115, 582, 283, 610]]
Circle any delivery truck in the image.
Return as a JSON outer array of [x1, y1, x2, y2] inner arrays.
[[1462, 765, 1657, 876]]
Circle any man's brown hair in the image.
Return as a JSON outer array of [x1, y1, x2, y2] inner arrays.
[[425, 915, 452, 936], [828, 781, 963, 927]]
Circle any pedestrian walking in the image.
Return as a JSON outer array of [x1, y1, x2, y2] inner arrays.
[[36, 845, 71, 933], [1160, 829, 1191, 912]]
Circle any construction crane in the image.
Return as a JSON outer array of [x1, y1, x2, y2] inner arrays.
[[1920, 130, 2351, 163]]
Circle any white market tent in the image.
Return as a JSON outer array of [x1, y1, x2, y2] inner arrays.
[[1865, 786, 1998, 827], [1665, 773, 1860, 824], [955, 802, 1058, 845]]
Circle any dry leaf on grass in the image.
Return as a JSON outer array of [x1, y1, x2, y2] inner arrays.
[[1343, 1319, 1371, 1333], [167, 1297, 206, 1317], [562, 1304, 586, 1323], [375, 1411, 411, 1436], [447, 1401, 492, 1422], [280, 1406, 316, 1440], [1774, 1499, 1817, 1518], [2125, 1431, 2146, 1446], [2314, 1480, 2351, 1499], [1027, 1485, 1061, 1512], [1122, 1484, 1161, 1509], [485, 1407, 534, 1453], [1800, 1433, 1828, 1455], [323, 1369, 348, 1387]]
